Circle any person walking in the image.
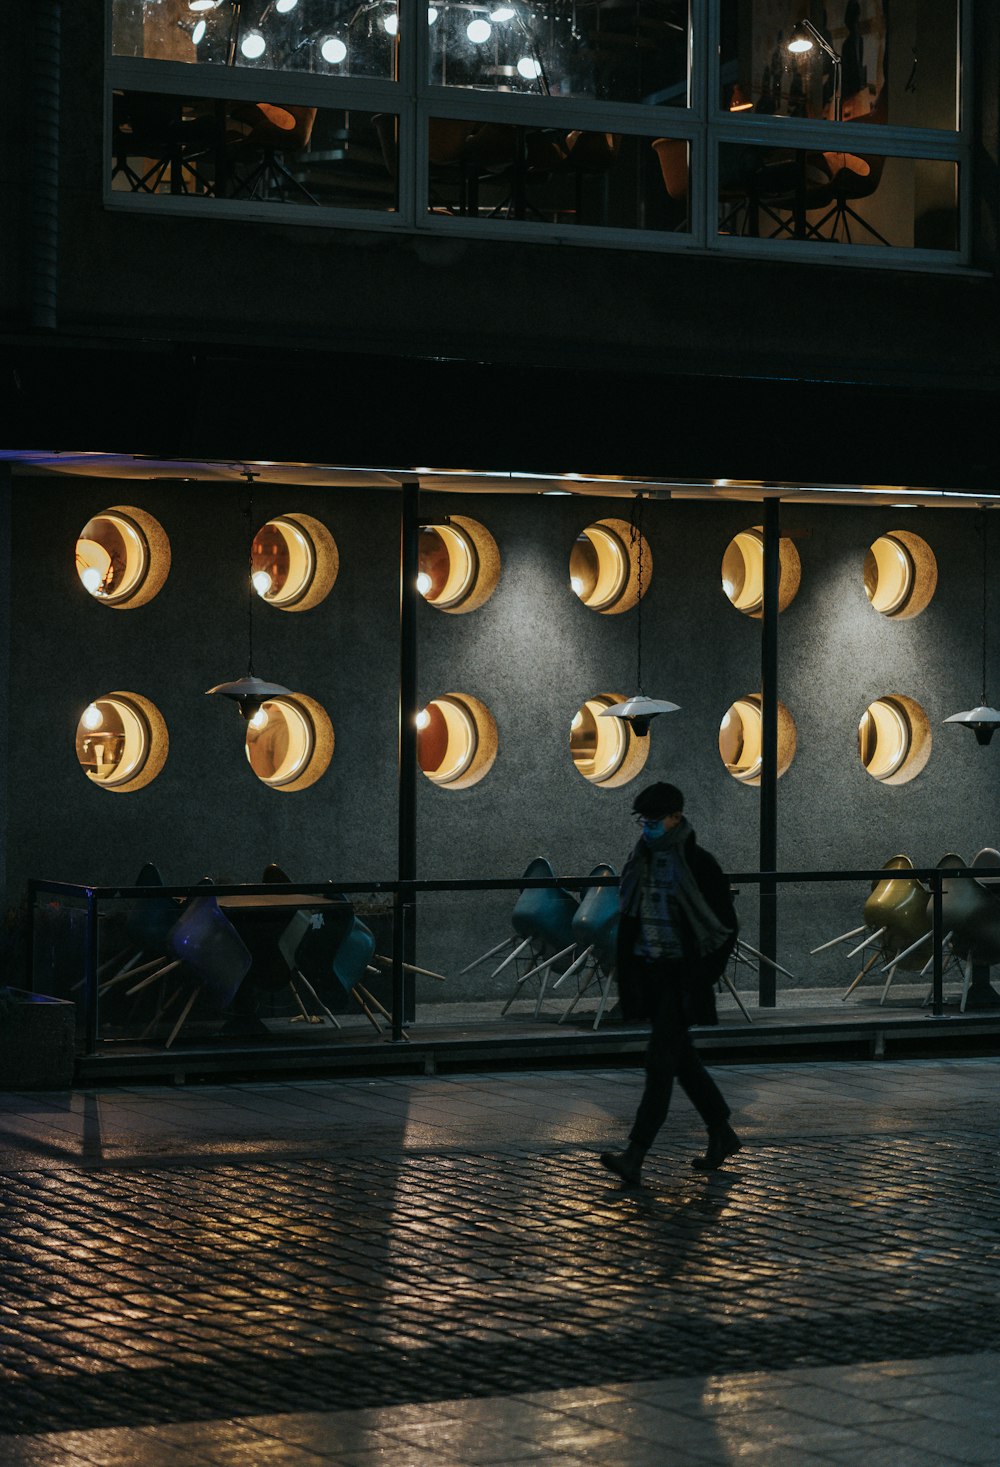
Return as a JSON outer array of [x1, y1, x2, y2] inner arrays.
[[600, 781, 741, 1186]]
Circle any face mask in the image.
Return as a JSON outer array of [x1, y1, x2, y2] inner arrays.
[[640, 819, 665, 842]]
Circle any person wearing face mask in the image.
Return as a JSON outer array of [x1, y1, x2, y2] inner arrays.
[[600, 781, 740, 1186]]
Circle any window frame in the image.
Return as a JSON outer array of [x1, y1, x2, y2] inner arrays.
[[105, 0, 975, 270]]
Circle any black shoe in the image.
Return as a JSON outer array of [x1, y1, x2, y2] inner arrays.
[[599, 1147, 644, 1186], [691, 1122, 742, 1172]]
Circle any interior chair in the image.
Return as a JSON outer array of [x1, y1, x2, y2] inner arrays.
[[553, 864, 619, 1030], [653, 137, 755, 236], [124, 891, 252, 1049], [546, 131, 621, 226], [111, 91, 215, 195], [805, 84, 891, 245], [226, 103, 319, 204], [497, 857, 578, 1018]]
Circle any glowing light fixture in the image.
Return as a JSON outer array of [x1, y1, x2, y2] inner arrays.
[[467, 18, 492, 42], [490, 5, 515, 19], [517, 56, 542, 79], [251, 569, 273, 596], [189, 1, 220, 11], [428, 7, 439, 22], [416, 708, 431, 731], [80, 566, 104, 593], [944, 510, 1000, 745], [321, 35, 347, 62], [416, 571, 433, 595], [787, 18, 842, 119], [276, 0, 299, 11], [82, 703, 103, 732], [384, 12, 399, 34], [241, 30, 267, 59]]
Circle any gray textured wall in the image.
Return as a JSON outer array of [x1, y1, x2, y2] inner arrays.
[[11, 481, 1000, 1001]]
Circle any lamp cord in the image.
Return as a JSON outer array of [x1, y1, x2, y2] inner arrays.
[[241, 470, 258, 679], [982, 510, 988, 706], [629, 493, 644, 694]]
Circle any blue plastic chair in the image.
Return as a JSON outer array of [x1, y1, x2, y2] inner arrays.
[[554, 864, 619, 1029], [125, 890, 251, 1049], [498, 858, 579, 1017], [280, 892, 389, 1033]]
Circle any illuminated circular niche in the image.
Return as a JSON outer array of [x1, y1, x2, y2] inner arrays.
[[719, 695, 797, 785], [570, 693, 651, 787], [570, 518, 650, 614], [864, 531, 937, 619], [75, 507, 170, 608], [418, 516, 500, 613], [858, 695, 931, 785], [417, 693, 498, 788], [75, 692, 168, 792], [721, 527, 800, 617], [245, 693, 334, 791], [251, 513, 338, 611]]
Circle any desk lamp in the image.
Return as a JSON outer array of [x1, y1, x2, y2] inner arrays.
[[788, 18, 842, 121]]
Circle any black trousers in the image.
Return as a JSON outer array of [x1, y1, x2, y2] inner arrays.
[[629, 959, 730, 1151]]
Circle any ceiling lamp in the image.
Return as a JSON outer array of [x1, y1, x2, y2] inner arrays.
[[944, 509, 1000, 745], [599, 492, 680, 738], [207, 473, 291, 721]]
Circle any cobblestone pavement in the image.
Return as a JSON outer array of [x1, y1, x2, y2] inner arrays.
[[1, 1058, 1000, 1464]]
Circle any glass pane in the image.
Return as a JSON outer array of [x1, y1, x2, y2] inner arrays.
[[425, 120, 689, 230], [111, 0, 398, 83], [716, 143, 957, 249], [428, 0, 690, 107], [111, 93, 399, 213], [719, 0, 959, 131]]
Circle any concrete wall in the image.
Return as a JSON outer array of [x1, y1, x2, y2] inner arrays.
[[10, 479, 1000, 1000]]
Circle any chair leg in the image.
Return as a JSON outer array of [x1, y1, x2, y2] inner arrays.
[[351, 986, 384, 1035], [842, 948, 882, 999], [126, 959, 182, 997], [291, 971, 341, 1029], [165, 987, 200, 1049], [720, 969, 754, 1024], [593, 968, 616, 1030]]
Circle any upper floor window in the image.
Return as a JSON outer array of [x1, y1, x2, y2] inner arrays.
[[107, 0, 969, 266]]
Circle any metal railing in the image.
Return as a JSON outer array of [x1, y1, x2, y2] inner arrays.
[[26, 863, 990, 1057]]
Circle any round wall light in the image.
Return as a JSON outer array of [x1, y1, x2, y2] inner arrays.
[[570, 693, 651, 786], [75, 506, 170, 609], [864, 530, 937, 619], [721, 526, 800, 617], [719, 694, 797, 785], [245, 693, 333, 791], [250, 513, 338, 611], [418, 516, 500, 613], [75, 692, 168, 792], [859, 694, 931, 784], [570, 518, 650, 614], [417, 693, 498, 788]]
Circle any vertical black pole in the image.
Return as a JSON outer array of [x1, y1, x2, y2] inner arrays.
[[758, 498, 780, 1007], [394, 482, 420, 1041], [85, 888, 99, 1057]]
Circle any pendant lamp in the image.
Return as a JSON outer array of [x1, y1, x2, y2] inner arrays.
[[207, 472, 292, 721], [599, 492, 680, 738], [943, 509, 1000, 746]]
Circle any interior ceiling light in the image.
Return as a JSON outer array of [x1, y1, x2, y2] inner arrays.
[[467, 18, 492, 42], [599, 492, 680, 737], [207, 473, 291, 721], [944, 508, 1000, 745]]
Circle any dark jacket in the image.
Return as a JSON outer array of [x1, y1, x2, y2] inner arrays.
[[615, 831, 738, 1026]]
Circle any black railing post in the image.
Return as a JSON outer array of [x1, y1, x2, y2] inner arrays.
[[931, 871, 944, 1018], [85, 887, 99, 1057], [395, 481, 420, 1041], [758, 498, 780, 1006]]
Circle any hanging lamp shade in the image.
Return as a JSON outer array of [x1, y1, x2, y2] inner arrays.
[[206, 675, 292, 721], [942, 706, 1000, 747], [600, 695, 680, 738]]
